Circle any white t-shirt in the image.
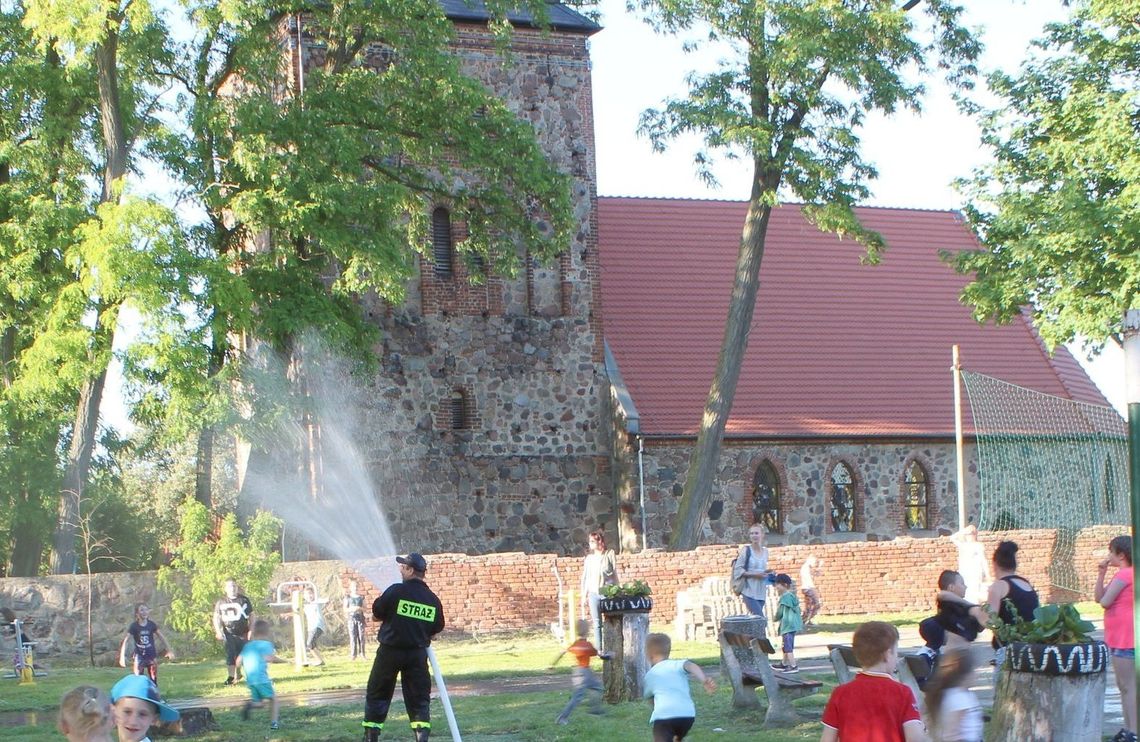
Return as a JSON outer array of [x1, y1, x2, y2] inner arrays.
[[800, 561, 816, 590], [938, 686, 983, 742], [643, 659, 696, 722]]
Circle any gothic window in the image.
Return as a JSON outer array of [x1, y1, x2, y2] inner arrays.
[[751, 460, 782, 534], [830, 463, 856, 532], [449, 388, 474, 430], [431, 207, 453, 279], [904, 460, 930, 530]]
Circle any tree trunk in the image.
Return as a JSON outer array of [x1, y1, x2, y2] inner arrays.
[[669, 190, 773, 550], [51, 364, 107, 574], [195, 425, 215, 509], [7, 506, 43, 578], [990, 664, 1105, 741], [51, 23, 128, 573]]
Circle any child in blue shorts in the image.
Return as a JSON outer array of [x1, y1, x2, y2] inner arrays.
[[239, 619, 284, 731]]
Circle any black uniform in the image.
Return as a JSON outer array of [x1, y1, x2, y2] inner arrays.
[[363, 577, 445, 740]]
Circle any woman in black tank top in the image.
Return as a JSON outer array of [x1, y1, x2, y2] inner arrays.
[[987, 540, 1040, 649]]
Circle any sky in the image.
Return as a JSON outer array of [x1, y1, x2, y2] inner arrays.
[[586, 0, 1130, 415]]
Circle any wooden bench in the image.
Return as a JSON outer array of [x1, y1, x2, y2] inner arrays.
[[828, 643, 928, 714], [720, 630, 822, 727]]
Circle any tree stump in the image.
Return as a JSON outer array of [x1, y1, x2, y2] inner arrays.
[[990, 654, 1106, 741], [602, 610, 650, 703]]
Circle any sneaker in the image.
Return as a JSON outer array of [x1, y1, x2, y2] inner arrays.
[[241, 701, 252, 721], [270, 721, 279, 730], [783, 666, 799, 673], [556, 716, 569, 725], [771, 662, 786, 670], [223, 676, 235, 686]]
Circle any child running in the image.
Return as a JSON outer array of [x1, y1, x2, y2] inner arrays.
[[110, 674, 180, 742], [773, 573, 803, 672], [58, 685, 114, 742], [303, 587, 326, 666], [642, 632, 716, 742], [551, 619, 606, 724], [118, 603, 175, 685], [820, 621, 927, 742], [923, 648, 982, 742], [239, 618, 285, 731]]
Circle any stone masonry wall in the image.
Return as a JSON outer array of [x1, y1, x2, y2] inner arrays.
[[3, 527, 1120, 663], [615, 438, 984, 549], [283, 22, 615, 556]]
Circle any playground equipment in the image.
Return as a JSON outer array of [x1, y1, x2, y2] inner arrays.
[[269, 579, 327, 670], [2, 617, 45, 684]]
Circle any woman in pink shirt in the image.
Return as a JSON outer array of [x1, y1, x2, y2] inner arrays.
[[1096, 534, 1135, 742]]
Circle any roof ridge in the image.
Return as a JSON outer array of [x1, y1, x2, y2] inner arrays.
[[597, 194, 964, 215]]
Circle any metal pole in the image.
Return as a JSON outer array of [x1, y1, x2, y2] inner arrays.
[[953, 345, 967, 529], [1123, 309, 1140, 721]]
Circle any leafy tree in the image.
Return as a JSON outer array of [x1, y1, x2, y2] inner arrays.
[[950, 0, 1139, 349], [632, 0, 980, 548], [135, 0, 575, 507], [157, 499, 281, 647]]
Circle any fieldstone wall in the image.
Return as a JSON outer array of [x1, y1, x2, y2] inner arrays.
[[272, 22, 614, 556], [614, 439, 983, 548], [3, 528, 1119, 663]]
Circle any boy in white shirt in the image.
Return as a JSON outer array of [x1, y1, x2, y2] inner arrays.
[[642, 633, 716, 741]]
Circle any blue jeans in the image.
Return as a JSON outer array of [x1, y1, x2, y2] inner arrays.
[[557, 666, 604, 721], [587, 592, 602, 649], [742, 596, 766, 618]]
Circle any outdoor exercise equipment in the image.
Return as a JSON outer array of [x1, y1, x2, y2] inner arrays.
[[2, 617, 45, 684], [269, 579, 324, 670]]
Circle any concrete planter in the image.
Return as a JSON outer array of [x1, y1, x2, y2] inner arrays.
[[598, 596, 652, 614]]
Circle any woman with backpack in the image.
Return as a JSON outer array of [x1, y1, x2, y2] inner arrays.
[[731, 523, 774, 618]]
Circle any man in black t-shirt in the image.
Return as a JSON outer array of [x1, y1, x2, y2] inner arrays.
[[213, 577, 253, 685], [362, 553, 445, 742]]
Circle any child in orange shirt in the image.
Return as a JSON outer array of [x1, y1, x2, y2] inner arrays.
[[551, 619, 607, 724]]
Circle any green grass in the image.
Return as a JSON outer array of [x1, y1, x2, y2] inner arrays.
[[0, 603, 1110, 740], [0, 677, 833, 741]]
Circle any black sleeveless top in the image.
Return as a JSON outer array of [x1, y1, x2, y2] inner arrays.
[[993, 575, 1040, 647]]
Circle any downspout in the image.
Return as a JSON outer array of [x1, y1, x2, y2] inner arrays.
[[638, 436, 647, 551]]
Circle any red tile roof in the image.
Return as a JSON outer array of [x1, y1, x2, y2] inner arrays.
[[597, 197, 1113, 438]]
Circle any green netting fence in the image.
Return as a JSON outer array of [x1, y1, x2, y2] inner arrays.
[[961, 370, 1128, 592]]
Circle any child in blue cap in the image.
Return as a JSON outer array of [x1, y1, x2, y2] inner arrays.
[[110, 674, 179, 742]]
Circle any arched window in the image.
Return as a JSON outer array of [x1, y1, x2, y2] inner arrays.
[[431, 207, 453, 279], [751, 461, 782, 534], [830, 463, 856, 532], [449, 388, 473, 430], [904, 460, 930, 529]]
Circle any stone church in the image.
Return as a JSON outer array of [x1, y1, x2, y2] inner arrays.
[[295, 2, 1116, 556]]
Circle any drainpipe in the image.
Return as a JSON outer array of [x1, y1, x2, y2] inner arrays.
[[638, 436, 647, 551]]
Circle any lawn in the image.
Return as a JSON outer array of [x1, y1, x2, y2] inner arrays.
[[0, 604, 1106, 740]]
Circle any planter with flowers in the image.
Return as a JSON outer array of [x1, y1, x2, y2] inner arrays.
[[598, 580, 653, 614]]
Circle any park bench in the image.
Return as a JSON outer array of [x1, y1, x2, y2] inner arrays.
[[720, 630, 822, 727], [827, 643, 927, 714]]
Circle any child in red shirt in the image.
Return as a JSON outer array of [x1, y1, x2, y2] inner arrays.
[[551, 619, 607, 724], [821, 621, 928, 742]]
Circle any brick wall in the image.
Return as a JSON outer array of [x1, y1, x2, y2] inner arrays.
[[342, 526, 1124, 634], [0, 527, 1125, 662]]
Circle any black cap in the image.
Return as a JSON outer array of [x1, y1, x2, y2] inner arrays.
[[397, 553, 427, 572]]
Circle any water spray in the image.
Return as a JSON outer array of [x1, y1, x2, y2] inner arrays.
[[239, 337, 463, 740]]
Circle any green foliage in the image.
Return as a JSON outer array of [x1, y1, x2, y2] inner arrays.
[[991, 601, 1096, 645], [635, 0, 980, 256], [158, 499, 281, 644], [951, 0, 1140, 349], [599, 579, 652, 598]]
